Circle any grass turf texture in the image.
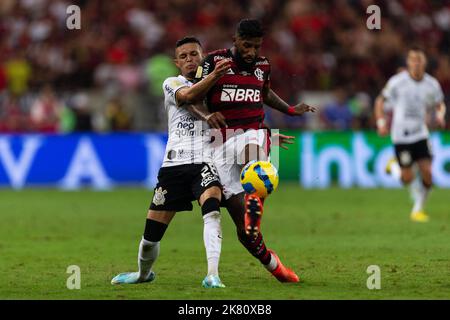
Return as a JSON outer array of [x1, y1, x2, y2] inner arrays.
[[0, 185, 449, 300]]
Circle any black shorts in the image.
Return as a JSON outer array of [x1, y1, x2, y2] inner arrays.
[[149, 163, 222, 212], [394, 139, 432, 168]]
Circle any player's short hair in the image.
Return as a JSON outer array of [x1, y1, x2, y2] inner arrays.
[[408, 45, 425, 54], [236, 19, 264, 39], [175, 36, 202, 48]]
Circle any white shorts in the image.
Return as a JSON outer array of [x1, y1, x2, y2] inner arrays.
[[212, 129, 269, 200]]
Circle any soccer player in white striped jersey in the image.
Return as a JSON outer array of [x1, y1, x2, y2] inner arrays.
[[111, 37, 231, 288], [375, 47, 446, 222]]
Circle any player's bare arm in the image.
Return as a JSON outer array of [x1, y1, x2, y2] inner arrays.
[[176, 59, 232, 104], [182, 102, 227, 129], [374, 95, 388, 136], [263, 88, 316, 116], [436, 101, 447, 128]]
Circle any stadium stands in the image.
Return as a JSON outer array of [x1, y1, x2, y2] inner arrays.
[[0, 0, 449, 132]]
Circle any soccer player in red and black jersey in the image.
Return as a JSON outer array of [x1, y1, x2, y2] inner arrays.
[[180, 19, 316, 283]]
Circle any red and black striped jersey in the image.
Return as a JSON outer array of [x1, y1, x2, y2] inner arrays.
[[195, 48, 271, 131]]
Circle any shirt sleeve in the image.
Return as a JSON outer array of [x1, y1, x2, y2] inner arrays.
[[432, 79, 444, 105], [381, 77, 397, 111], [264, 59, 271, 91], [382, 78, 395, 101], [194, 54, 215, 82], [162, 77, 189, 106]]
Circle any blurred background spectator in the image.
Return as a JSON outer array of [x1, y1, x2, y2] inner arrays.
[[70, 92, 93, 132], [105, 97, 133, 131], [0, 93, 31, 132], [320, 88, 353, 130], [30, 84, 61, 132], [0, 0, 449, 132]]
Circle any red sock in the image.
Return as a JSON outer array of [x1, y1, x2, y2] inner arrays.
[[239, 232, 272, 265]]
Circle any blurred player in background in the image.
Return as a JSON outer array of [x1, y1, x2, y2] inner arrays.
[[188, 19, 315, 282], [375, 47, 446, 222], [111, 37, 231, 288]]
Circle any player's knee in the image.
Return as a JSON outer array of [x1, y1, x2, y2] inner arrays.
[[225, 194, 245, 222], [421, 166, 432, 178], [401, 170, 414, 184], [199, 186, 222, 205], [401, 176, 414, 185], [147, 210, 173, 224], [421, 172, 432, 188], [422, 178, 432, 189]]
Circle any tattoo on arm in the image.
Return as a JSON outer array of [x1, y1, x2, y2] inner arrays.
[[265, 89, 290, 114]]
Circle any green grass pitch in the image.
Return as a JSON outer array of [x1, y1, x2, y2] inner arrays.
[[0, 185, 449, 299]]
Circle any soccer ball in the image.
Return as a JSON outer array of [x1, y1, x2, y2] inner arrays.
[[240, 160, 279, 198]]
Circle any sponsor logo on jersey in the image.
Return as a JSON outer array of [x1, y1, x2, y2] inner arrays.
[[152, 187, 167, 206], [202, 62, 210, 78], [177, 149, 194, 159], [170, 78, 183, 87], [213, 55, 228, 62], [171, 149, 207, 161], [180, 115, 196, 122], [220, 88, 261, 102], [167, 149, 176, 160], [164, 84, 175, 97], [254, 68, 264, 81], [174, 120, 210, 138], [255, 60, 269, 66], [174, 116, 199, 134], [176, 122, 195, 130]]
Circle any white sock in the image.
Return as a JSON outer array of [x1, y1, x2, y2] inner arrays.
[[412, 184, 430, 213], [138, 237, 159, 279], [203, 211, 222, 277], [264, 253, 278, 272], [409, 175, 422, 202], [390, 161, 401, 181]]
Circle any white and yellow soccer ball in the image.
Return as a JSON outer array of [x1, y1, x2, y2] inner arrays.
[[240, 160, 279, 198]]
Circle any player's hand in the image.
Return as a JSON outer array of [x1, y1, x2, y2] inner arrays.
[[272, 133, 295, 150], [436, 116, 446, 129], [290, 103, 316, 116], [212, 59, 232, 78], [205, 112, 227, 129], [376, 118, 389, 136], [377, 126, 389, 136]]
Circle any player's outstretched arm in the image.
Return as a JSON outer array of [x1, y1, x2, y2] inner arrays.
[[176, 59, 231, 104], [182, 102, 228, 129], [374, 95, 389, 136], [263, 89, 316, 116]]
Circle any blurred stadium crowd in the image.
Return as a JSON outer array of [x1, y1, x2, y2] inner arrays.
[[0, 0, 449, 133]]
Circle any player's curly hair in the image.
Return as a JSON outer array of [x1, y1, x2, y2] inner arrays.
[[236, 19, 264, 39]]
